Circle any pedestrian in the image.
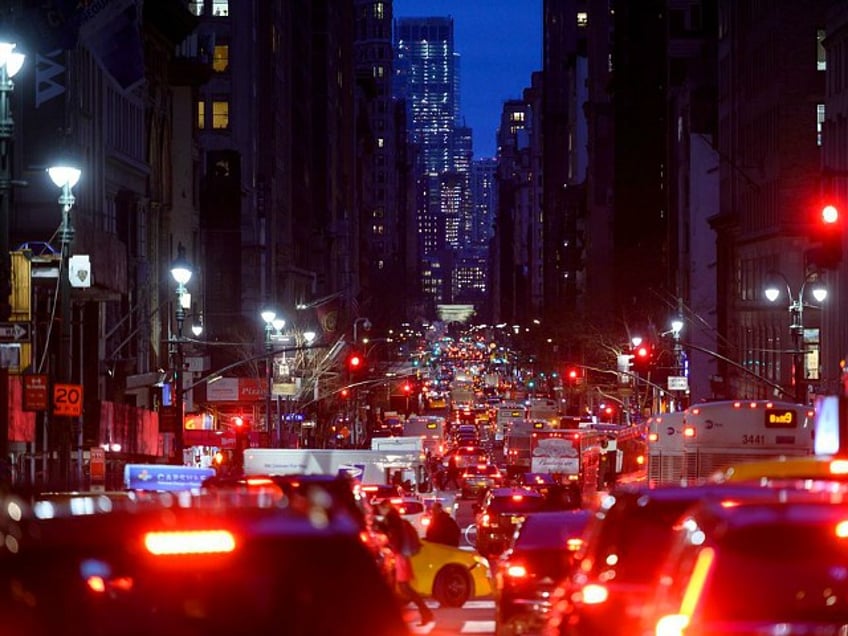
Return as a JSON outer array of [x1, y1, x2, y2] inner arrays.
[[377, 500, 434, 627], [444, 455, 460, 490], [425, 501, 461, 547]]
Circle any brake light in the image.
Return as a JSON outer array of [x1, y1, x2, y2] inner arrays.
[[422, 516, 431, 527], [655, 613, 690, 636], [682, 426, 696, 438], [648, 432, 659, 442], [636, 455, 645, 465], [831, 459, 848, 475], [505, 563, 528, 578], [511, 494, 524, 501], [481, 513, 492, 527], [580, 583, 609, 605], [143, 530, 237, 555], [86, 576, 106, 593], [566, 537, 583, 552], [86, 575, 133, 594], [835, 520, 848, 538]]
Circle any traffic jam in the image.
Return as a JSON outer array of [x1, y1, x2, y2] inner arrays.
[[2, 330, 847, 635]]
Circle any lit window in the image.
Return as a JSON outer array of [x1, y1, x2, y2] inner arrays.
[[188, 1, 204, 16], [196, 100, 205, 129], [373, 65, 384, 78], [213, 44, 229, 72], [374, 2, 384, 19], [817, 103, 825, 146], [817, 28, 826, 71], [212, 0, 228, 17], [377, 137, 384, 148], [212, 100, 229, 129], [577, 12, 588, 27]]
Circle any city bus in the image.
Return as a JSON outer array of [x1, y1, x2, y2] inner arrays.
[[647, 400, 815, 486]]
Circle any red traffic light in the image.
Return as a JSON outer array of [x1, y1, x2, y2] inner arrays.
[[822, 204, 839, 225], [340, 388, 350, 399], [233, 416, 245, 428], [402, 382, 412, 394], [347, 353, 363, 370]]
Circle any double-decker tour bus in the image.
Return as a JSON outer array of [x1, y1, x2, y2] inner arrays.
[[647, 400, 815, 486]]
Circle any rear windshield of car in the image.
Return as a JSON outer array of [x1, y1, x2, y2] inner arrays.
[[487, 495, 546, 514], [516, 512, 590, 549], [695, 523, 848, 623]]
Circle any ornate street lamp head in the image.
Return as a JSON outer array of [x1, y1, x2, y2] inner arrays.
[[170, 243, 192, 286], [0, 41, 25, 77]]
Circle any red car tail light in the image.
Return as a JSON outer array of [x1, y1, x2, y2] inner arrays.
[[505, 563, 529, 578], [578, 583, 609, 605], [481, 513, 492, 527], [143, 530, 237, 555]]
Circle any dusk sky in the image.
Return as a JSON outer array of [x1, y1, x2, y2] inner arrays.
[[393, 0, 543, 159]]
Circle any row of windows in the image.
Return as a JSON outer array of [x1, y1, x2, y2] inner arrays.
[[188, 0, 228, 17]]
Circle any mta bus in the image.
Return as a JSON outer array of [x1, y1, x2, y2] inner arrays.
[[528, 427, 605, 506], [647, 400, 815, 486]]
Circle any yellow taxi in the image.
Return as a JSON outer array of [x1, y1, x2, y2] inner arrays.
[[710, 454, 848, 485], [410, 539, 492, 607]]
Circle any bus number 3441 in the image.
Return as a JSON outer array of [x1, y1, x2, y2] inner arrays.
[[742, 434, 765, 445]]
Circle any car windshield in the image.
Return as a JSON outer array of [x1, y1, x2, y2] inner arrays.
[[586, 498, 695, 581], [515, 511, 590, 549], [0, 504, 407, 636], [695, 523, 848, 622], [488, 494, 546, 514]]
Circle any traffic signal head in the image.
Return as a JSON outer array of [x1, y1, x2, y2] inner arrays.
[[633, 344, 653, 372], [807, 202, 843, 269], [340, 387, 350, 399], [402, 381, 412, 394], [567, 368, 578, 382], [347, 352, 363, 372]]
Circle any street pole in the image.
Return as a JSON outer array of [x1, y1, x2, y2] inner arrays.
[[170, 245, 193, 465], [48, 164, 81, 487], [791, 300, 805, 404], [0, 44, 23, 474]]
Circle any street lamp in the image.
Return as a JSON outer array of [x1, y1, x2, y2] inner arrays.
[[261, 309, 287, 443], [0, 41, 24, 322], [352, 316, 371, 344], [48, 158, 81, 485], [669, 317, 686, 410], [764, 273, 827, 403], [170, 244, 192, 464]]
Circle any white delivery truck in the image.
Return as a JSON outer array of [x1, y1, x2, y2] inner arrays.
[[242, 447, 427, 488]]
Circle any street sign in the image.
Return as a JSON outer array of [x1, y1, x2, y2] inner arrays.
[[0, 322, 31, 342], [23, 374, 49, 411], [53, 383, 84, 416], [668, 376, 689, 391], [90, 447, 106, 482]]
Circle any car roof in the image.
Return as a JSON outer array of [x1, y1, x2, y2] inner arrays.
[[712, 454, 848, 483]]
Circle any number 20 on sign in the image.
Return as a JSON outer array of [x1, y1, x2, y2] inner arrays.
[[53, 383, 83, 417]]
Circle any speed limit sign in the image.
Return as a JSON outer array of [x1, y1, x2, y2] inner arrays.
[[53, 383, 83, 416]]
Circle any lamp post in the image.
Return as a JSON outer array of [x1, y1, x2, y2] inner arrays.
[[0, 41, 24, 322], [670, 318, 685, 411], [765, 273, 827, 403], [261, 309, 287, 443], [170, 245, 192, 464], [48, 161, 81, 486], [352, 316, 371, 345]]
